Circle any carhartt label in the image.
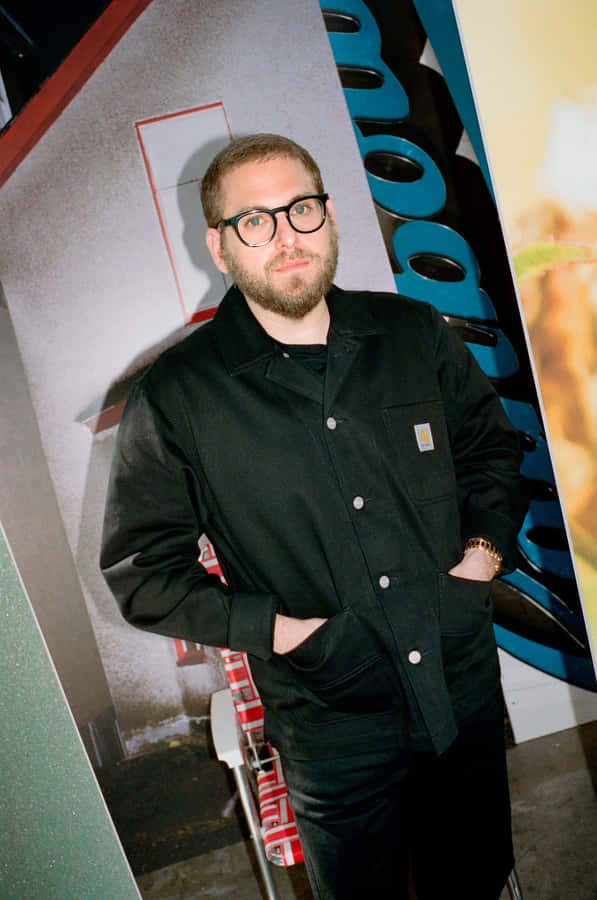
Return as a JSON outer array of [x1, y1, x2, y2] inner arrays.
[[414, 423, 434, 452]]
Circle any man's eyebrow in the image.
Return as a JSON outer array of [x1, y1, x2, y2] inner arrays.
[[230, 192, 318, 217]]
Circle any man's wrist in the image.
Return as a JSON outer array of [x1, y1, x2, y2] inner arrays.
[[464, 537, 503, 574], [273, 613, 294, 654], [273, 613, 327, 654]]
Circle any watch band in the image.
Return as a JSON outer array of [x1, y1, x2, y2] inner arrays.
[[464, 537, 503, 574]]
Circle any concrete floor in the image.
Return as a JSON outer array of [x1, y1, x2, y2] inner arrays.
[[136, 720, 597, 899], [504, 719, 597, 899]]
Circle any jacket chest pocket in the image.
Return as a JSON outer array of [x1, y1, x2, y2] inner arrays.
[[382, 400, 455, 502]]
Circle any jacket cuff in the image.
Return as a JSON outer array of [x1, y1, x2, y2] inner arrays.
[[227, 592, 279, 660], [461, 509, 520, 574]]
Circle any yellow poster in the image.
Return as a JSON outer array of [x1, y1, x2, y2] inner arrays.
[[454, 0, 597, 647]]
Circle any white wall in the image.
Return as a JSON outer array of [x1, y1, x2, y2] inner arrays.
[[0, 0, 394, 745]]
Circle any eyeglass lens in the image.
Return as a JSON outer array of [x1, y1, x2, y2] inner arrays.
[[237, 196, 326, 246]]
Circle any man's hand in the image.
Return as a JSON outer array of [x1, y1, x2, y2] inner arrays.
[[273, 613, 328, 655], [448, 547, 497, 582]]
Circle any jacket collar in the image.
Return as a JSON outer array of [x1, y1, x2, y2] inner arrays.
[[213, 284, 388, 376], [212, 286, 274, 375]]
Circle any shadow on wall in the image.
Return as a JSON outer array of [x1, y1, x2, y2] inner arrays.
[[178, 139, 231, 313], [72, 135, 238, 751]]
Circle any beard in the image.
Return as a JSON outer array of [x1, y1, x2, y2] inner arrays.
[[222, 229, 338, 320]]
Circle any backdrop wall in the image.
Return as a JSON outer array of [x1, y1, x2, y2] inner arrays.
[[0, 0, 393, 750]]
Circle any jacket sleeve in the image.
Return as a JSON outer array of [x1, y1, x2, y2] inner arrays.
[[427, 305, 528, 572], [100, 379, 278, 659]]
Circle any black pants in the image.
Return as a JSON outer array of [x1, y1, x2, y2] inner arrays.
[[280, 694, 513, 900]]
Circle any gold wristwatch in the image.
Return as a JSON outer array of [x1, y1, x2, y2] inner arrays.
[[464, 537, 503, 574]]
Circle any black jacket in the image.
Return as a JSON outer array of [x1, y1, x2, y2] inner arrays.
[[101, 286, 527, 758]]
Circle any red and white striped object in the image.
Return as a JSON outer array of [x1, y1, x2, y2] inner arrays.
[[257, 755, 304, 867]]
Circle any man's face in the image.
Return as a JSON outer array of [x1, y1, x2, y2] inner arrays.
[[205, 156, 338, 320]]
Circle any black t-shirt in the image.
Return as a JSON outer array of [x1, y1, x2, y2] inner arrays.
[[274, 341, 328, 380]]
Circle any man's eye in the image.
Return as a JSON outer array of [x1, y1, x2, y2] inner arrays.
[[292, 203, 309, 216], [246, 214, 264, 228]]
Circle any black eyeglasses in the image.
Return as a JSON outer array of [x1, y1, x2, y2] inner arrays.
[[216, 193, 329, 247]]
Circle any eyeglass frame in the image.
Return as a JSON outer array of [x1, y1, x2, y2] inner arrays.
[[215, 193, 330, 247]]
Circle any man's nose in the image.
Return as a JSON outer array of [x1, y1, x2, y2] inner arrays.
[[273, 212, 297, 248]]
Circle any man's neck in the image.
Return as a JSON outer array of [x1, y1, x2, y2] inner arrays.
[[245, 296, 330, 345]]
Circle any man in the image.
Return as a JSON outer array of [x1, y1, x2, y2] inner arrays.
[[101, 134, 527, 898]]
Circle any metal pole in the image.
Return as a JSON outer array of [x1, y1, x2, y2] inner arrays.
[[507, 867, 524, 900], [233, 765, 280, 900]]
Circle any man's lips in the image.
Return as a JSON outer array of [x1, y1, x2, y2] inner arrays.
[[273, 257, 311, 273]]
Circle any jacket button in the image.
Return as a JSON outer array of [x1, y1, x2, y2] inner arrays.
[[282, 352, 290, 358], [352, 495, 365, 510], [326, 416, 337, 430], [378, 574, 390, 589], [408, 650, 422, 665]]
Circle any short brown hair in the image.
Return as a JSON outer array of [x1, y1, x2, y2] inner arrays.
[[200, 133, 324, 227]]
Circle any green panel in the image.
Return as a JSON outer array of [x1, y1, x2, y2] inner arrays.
[[0, 525, 140, 900]]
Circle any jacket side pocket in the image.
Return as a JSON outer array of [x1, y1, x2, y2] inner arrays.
[[285, 609, 398, 714]]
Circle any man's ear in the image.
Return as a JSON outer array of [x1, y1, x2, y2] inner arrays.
[[206, 227, 230, 274], [326, 197, 338, 235]]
